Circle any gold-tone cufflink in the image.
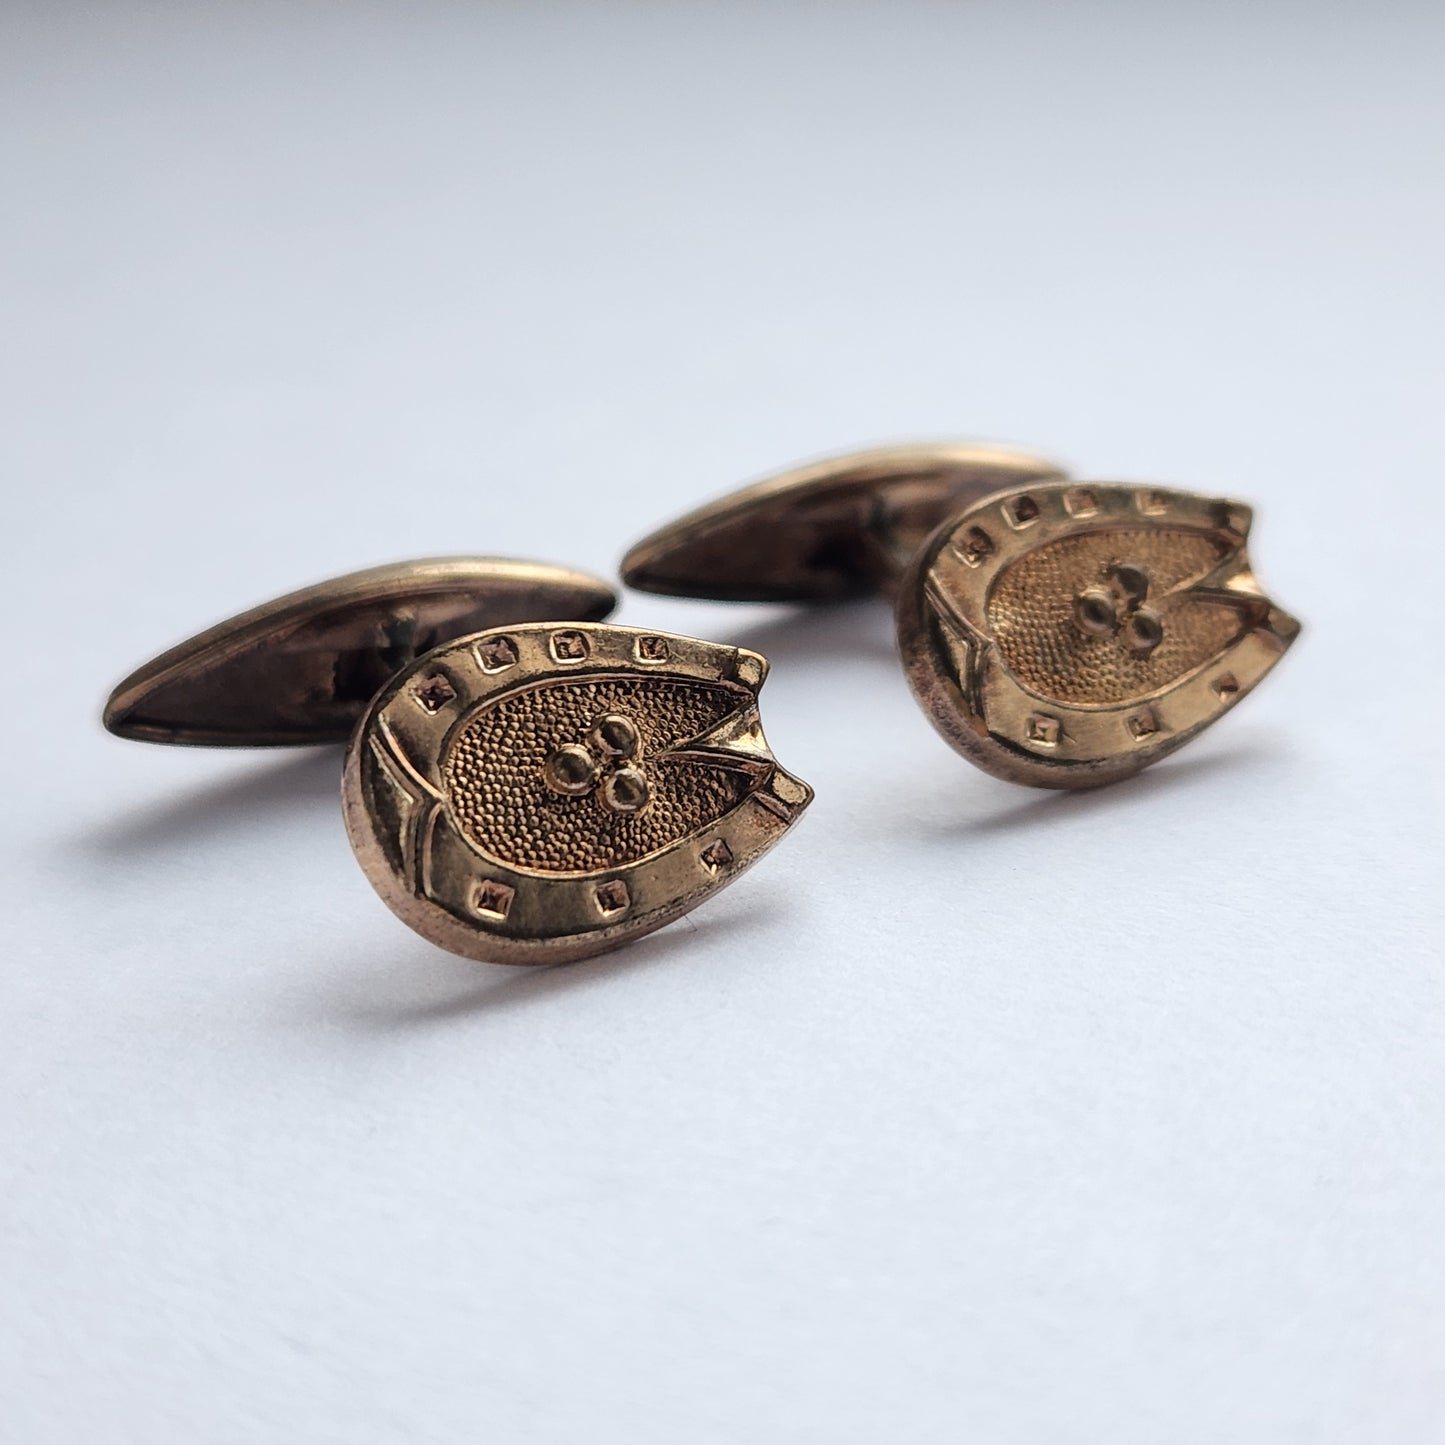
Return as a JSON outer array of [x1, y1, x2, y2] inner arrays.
[[622, 444, 1301, 789], [343, 622, 809, 964], [104, 559, 811, 963]]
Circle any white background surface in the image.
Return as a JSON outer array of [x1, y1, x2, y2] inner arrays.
[[3, 3, 1442, 1441]]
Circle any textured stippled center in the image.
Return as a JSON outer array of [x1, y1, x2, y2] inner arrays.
[[986, 528, 1240, 705], [443, 676, 752, 873]]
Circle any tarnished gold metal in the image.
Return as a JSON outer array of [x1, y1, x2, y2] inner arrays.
[[619, 443, 1302, 790], [896, 480, 1301, 788], [343, 622, 812, 964], [103, 562, 806, 966], [621, 442, 1068, 601], [103, 558, 616, 746]]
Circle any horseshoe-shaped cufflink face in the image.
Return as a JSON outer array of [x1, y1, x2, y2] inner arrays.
[[343, 623, 813, 964], [896, 482, 1301, 787]]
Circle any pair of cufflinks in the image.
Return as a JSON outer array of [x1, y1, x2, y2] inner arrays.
[[104, 441, 1300, 965]]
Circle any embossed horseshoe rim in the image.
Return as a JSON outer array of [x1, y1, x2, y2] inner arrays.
[[896, 480, 1302, 789], [343, 622, 814, 965]]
